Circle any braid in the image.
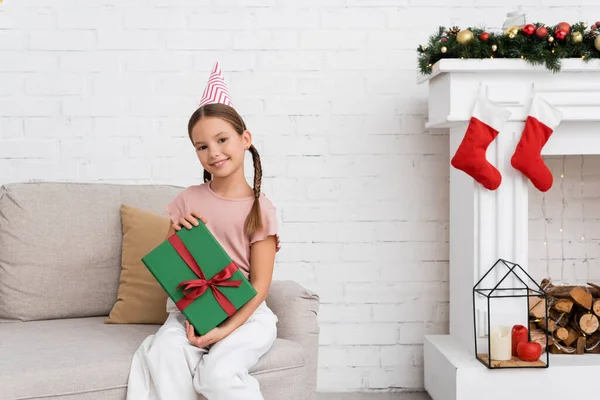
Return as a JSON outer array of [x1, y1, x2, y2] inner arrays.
[[244, 145, 263, 235], [249, 145, 262, 198]]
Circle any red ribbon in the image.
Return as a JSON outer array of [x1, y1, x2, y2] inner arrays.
[[169, 235, 242, 316]]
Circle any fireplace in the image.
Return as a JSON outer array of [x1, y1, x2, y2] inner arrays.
[[418, 59, 600, 400]]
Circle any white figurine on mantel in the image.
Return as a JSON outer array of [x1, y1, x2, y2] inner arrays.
[[502, 6, 527, 29]]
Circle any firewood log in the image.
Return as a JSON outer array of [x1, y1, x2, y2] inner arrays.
[[563, 327, 581, 347], [549, 309, 570, 327], [576, 336, 586, 355], [576, 312, 599, 335], [553, 299, 574, 314], [537, 317, 556, 333], [529, 297, 546, 319], [593, 300, 600, 318], [555, 327, 569, 342]]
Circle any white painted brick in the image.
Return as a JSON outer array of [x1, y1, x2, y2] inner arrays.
[[24, 118, 93, 138], [271, 262, 316, 283], [233, 30, 298, 50], [0, 32, 27, 50], [321, 8, 386, 29], [283, 222, 377, 243], [97, 30, 161, 50], [123, 52, 192, 72], [193, 52, 256, 72], [94, 118, 155, 138], [56, 9, 122, 29], [84, 159, 152, 180], [0, 139, 58, 159], [316, 367, 367, 391], [319, 346, 380, 368], [167, 31, 233, 50], [25, 74, 84, 95], [380, 344, 422, 368], [315, 262, 380, 283], [303, 281, 344, 304], [0, 74, 23, 96], [212, 0, 274, 6], [276, 242, 343, 263], [150, 158, 202, 181], [0, 98, 60, 117], [123, 10, 186, 30], [373, 300, 445, 323], [252, 8, 319, 29], [368, 366, 424, 390], [255, 52, 322, 71], [345, 282, 449, 304], [384, 261, 449, 283], [230, 72, 296, 95], [300, 30, 366, 49], [283, 204, 358, 222], [0, 159, 17, 183], [128, 137, 190, 159], [60, 138, 130, 160], [59, 52, 120, 73], [29, 31, 93, 50], [0, 10, 54, 29], [189, 10, 252, 30], [261, 136, 328, 156], [268, 177, 307, 201], [63, 98, 124, 117], [0, 118, 24, 137], [0, 52, 57, 72], [90, 74, 155, 96], [150, 0, 210, 5], [264, 96, 330, 116], [320, 323, 398, 345], [127, 97, 196, 118], [13, 160, 83, 181], [398, 321, 448, 345], [318, 304, 371, 323]]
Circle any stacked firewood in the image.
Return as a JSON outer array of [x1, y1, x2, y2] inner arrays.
[[529, 279, 600, 355]]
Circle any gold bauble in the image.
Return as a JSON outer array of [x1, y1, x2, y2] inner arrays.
[[509, 33, 516, 39], [441, 46, 448, 53], [572, 31, 583, 43], [583, 24, 588, 29], [505, 25, 519, 36], [548, 36, 554, 43], [491, 44, 498, 52], [456, 29, 474, 45], [595, 35, 600, 51]]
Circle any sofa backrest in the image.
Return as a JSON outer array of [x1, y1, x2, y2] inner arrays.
[[0, 182, 183, 322]]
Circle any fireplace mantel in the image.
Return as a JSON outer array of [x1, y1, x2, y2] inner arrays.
[[419, 59, 600, 400]]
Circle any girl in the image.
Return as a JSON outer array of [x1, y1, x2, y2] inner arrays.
[[126, 63, 280, 400]]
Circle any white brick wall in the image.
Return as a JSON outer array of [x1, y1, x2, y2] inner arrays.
[[1, 0, 599, 393]]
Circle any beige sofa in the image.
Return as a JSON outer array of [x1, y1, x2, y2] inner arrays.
[[0, 182, 319, 400]]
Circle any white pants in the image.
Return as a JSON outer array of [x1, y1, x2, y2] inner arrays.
[[126, 299, 278, 400]]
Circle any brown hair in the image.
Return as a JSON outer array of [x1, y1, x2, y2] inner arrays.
[[187, 103, 263, 236]]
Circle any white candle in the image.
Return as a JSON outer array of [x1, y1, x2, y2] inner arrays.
[[490, 325, 512, 361]]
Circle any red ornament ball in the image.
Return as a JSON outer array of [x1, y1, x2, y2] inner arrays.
[[535, 26, 548, 38], [556, 22, 571, 35], [596, 21, 600, 27], [555, 29, 567, 40], [441, 36, 448, 43], [523, 24, 536, 36], [592, 24, 597, 31], [479, 32, 490, 42]]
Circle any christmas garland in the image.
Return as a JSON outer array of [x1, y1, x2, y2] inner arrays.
[[417, 21, 600, 75]]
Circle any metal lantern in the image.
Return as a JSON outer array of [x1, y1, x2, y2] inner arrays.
[[473, 259, 549, 369]]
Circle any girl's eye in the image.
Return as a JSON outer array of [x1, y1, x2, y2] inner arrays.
[[197, 145, 207, 151], [218, 137, 227, 143]]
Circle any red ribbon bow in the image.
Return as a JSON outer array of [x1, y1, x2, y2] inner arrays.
[[168, 235, 242, 316]]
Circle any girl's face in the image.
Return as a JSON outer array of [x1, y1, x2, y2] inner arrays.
[[190, 116, 251, 180]]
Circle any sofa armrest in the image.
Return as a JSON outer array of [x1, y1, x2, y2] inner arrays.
[[266, 280, 320, 400]]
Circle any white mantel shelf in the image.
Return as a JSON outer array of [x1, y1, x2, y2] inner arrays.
[[419, 59, 600, 400]]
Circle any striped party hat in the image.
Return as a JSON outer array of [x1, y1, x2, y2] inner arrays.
[[199, 61, 233, 108]]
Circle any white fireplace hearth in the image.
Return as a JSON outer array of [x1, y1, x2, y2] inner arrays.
[[418, 59, 600, 400]]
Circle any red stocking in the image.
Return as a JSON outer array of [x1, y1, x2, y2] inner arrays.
[[451, 95, 511, 190], [511, 95, 563, 192]]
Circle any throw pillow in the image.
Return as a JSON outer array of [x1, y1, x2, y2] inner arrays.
[[105, 204, 170, 324]]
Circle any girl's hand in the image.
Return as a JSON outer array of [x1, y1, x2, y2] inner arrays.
[[173, 212, 207, 231], [185, 320, 229, 348]]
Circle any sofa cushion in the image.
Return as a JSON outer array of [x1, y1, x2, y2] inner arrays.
[[0, 317, 306, 399], [0, 182, 183, 321], [105, 205, 171, 325]]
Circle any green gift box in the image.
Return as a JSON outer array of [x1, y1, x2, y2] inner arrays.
[[142, 219, 257, 336]]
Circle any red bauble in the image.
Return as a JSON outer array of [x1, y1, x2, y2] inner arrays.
[[536, 26, 548, 38], [592, 24, 597, 31], [441, 36, 448, 43], [523, 24, 536, 36], [595, 21, 600, 27], [479, 32, 490, 42], [555, 29, 567, 40], [517, 342, 543, 362], [556, 22, 571, 35]]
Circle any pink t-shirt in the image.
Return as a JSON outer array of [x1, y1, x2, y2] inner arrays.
[[165, 182, 280, 279]]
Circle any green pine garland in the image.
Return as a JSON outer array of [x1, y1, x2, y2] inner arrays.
[[417, 22, 600, 75]]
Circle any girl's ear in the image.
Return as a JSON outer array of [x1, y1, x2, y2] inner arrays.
[[242, 129, 253, 149]]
